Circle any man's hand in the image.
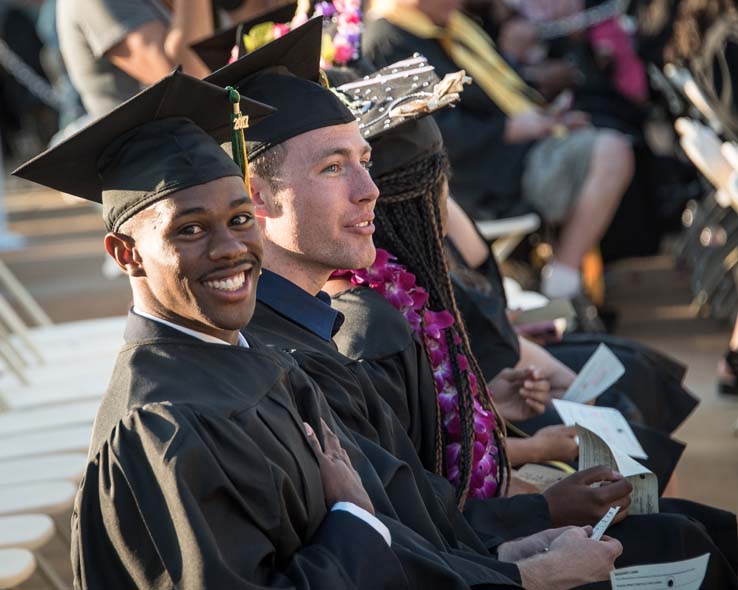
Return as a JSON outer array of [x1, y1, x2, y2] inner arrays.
[[524, 527, 622, 589], [517, 526, 623, 590], [543, 466, 632, 526], [504, 111, 556, 142], [498, 527, 575, 561], [305, 419, 374, 515], [489, 366, 551, 421]]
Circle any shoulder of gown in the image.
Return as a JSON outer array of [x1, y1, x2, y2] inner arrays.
[[331, 286, 417, 360]]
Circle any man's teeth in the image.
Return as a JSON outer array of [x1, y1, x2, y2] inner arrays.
[[204, 273, 246, 292], [353, 221, 370, 228]]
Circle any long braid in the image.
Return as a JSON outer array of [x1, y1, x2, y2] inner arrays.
[[373, 152, 509, 505]]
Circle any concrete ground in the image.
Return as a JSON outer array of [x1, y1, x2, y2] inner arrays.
[[607, 255, 738, 514], [0, 181, 736, 588]]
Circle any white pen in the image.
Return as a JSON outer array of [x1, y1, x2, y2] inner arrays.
[[591, 506, 621, 541]]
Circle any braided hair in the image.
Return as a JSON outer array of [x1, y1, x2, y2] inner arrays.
[[372, 151, 509, 504]]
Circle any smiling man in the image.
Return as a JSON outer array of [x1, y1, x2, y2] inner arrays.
[[203, 20, 738, 589], [13, 71, 416, 590]]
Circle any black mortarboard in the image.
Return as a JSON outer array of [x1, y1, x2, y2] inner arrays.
[[191, 2, 298, 71], [205, 17, 356, 160], [13, 70, 273, 232], [334, 55, 468, 178]]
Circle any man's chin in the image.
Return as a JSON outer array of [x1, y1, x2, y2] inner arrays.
[[336, 245, 377, 271], [196, 307, 254, 340]]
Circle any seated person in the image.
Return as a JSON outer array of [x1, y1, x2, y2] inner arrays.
[[362, 0, 634, 299], [15, 36, 624, 590], [225, 40, 738, 583], [57, 0, 213, 118], [325, 66, 687, 495], [444, 196, 700, 435], [13, 72, 409, 590]]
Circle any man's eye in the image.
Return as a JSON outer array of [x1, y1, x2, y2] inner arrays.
[[231, 213, 253, 226], [323, 163, 340, 174], [362, 160, 373, 170], [180, 224, 204, 236]]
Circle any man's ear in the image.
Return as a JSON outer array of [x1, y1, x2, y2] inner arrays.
[[104, 232, 145, 277], [250, 175, 277, 220]]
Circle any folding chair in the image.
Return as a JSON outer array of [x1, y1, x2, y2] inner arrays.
[[0, 454, 87, 487], [0, 515, 68, 590], [475, 213, 541, 262], [0, 548, 35, 589], [0, 401, 98, 438], [0, 481, 77, 519], [0, 426, 91, 462]]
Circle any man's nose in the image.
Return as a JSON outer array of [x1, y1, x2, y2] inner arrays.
[[350, 166, 379, 204], [209, 225, 249, 260]]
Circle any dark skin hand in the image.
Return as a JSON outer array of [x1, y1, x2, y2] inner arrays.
[[305, 418, 375, 515], [543, 466, 632, 527]]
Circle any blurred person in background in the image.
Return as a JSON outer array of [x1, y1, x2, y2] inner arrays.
[[0, 0, 57, 159], [363, 0, 635, 300], [56, 0, 214, 119]]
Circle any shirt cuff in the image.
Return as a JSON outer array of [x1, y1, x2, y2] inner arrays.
[[331, 502, 391, 546]]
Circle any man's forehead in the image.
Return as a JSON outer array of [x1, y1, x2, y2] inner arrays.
[[284, 121, 371, 158], [146, 178, 251, 217]]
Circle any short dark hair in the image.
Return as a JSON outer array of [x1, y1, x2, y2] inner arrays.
[[250, 143, 287, 191]]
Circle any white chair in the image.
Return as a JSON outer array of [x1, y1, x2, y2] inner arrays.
[[476, 213, 541, 261], [0, 426, 91, 462], [664, 64, 724, 133], [0, 515, 67, 590], [0, 453, 87, 487], [0, 358, 115, 392], [0, 481, 77, 518], [1, 381, 105, 411], [0, 401, 98, 438], [0, 515, 55, 550], [0, 548, 35, 589], [676, 118, 736, 196]]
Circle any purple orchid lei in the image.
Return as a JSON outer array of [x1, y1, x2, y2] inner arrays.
[[333, 249, 500, 499]]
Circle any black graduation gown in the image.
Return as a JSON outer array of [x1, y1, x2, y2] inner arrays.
[[251, 298, 738, 586], [332, 286, 683, 483], [71, 314, 413, 590], [362, 17, 534, 220], [329, 286, 738, 579], [249, 300, 545, 548], [451, 251, 699, 434]]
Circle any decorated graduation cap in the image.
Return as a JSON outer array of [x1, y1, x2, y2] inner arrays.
[[13, 70, 273, 232], [206, 17, 355, 160], [191, 2, 299, 71], [334, 55, 469, 178]]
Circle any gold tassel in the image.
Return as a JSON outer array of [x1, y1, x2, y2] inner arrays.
[[226, 86, 252, 197]]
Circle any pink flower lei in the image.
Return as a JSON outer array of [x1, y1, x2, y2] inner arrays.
[[333, 249, 500, 499]]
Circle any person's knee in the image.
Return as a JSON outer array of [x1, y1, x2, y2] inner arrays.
[[593, 131, 635, 181]]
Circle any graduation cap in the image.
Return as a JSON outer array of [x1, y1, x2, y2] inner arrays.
[[13, 70, 274, 232], [205, 17, 356, 160], [334, 55, 469, 178], [191, 2, 298, 71]]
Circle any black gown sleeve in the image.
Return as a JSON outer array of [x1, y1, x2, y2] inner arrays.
[[332, 287, 439, 469], [71, 403, 408, 590]]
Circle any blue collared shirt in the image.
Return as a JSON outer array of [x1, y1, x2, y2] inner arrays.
[[256, 269, 344, 341]]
